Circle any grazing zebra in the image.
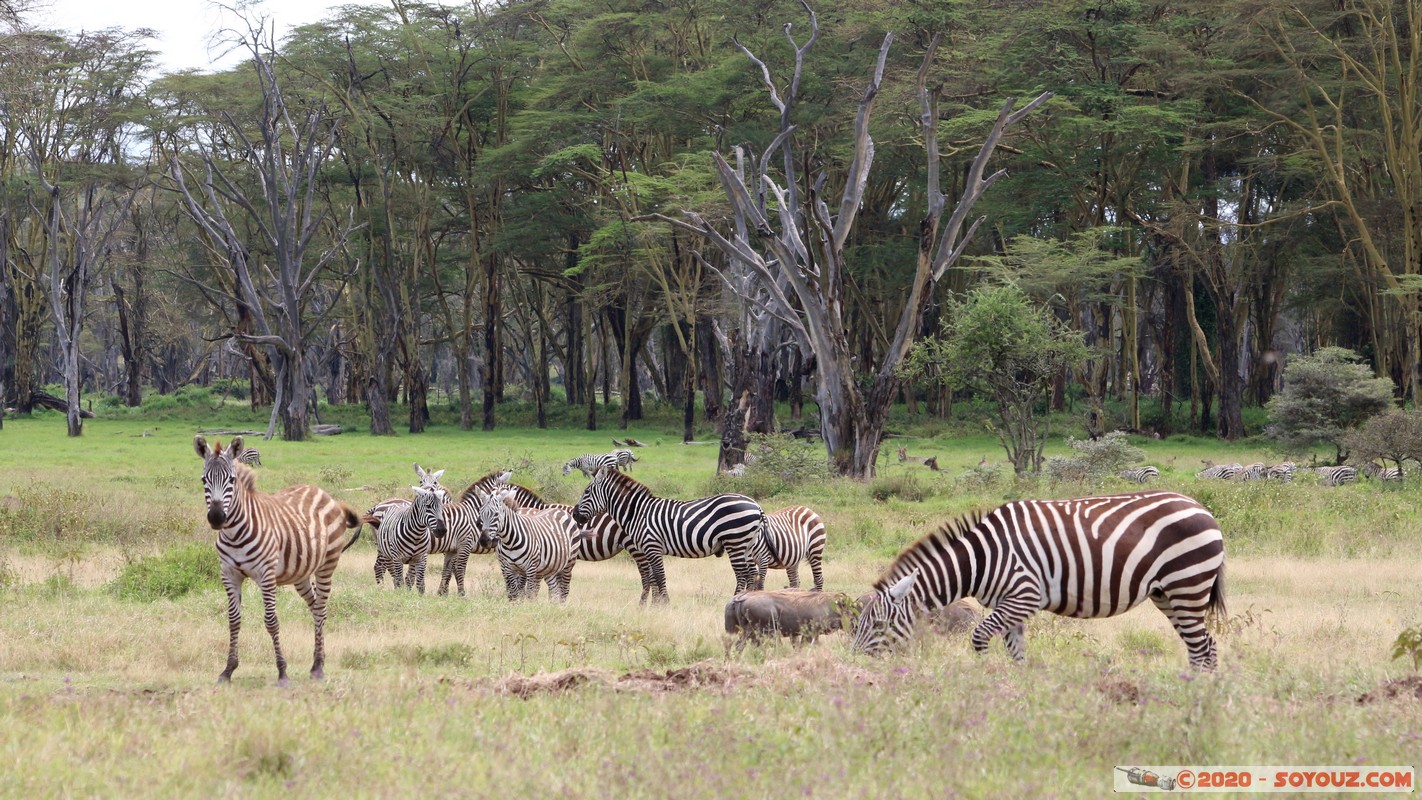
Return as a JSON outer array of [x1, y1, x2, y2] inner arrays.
[[476, 487, 577, 602], [1265, 462, 1297, 481], [1117, 466, 1160, 484], [753, 505, 827, 592], [571, 467, 766, 603], [1361, 461, 1403, 482], [194, 435, 362, 685], [1315, 465, 1359, 487], [563, 449, 638, 477], [851, 491, 1226, 669], [1195, 463, 1242, 480], [236, 447, 262, 467], [365, 486, 447, 594]]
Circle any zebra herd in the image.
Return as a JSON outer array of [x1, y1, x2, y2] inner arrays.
[[1194, 461, 1401, 486], [195, 436, 1240, 684]]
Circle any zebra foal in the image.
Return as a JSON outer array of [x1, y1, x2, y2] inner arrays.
[[852, 491, 1227, 670], [195, 435, 361, 685]]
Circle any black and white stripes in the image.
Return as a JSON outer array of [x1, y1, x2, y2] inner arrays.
[[852, 491, 1226, 669], [1117, 466, 1159, 484], [754, 505, 827, 592], [563, 449, 639, 477]]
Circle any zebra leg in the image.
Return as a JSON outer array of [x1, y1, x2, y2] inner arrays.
[[785, 563, 800, 590], [217, 566, 244, 683], [257, 576, 288, 685], [438, 552, 455, 596], [1151, 590, 1219, 670], [522, 570, 540, 601], [727, 543, 758, 596], [809, 553, 823, 592], [413, 554, 428, 595], [970, 601, 1039, 661], [294, 575, 330, 680], [453, 548, 471, 597], [373, 552, 386, 586], [643, 551, 670, 605], [555, 564, 573, 603]]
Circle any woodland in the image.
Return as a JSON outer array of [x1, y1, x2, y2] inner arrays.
[[1, 0, 1419, 477]]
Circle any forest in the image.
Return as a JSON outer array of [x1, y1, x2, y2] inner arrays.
[[1, 0, 1418, 477]]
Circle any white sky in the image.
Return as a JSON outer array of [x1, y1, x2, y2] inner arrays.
[[34, 0, 385, 74]]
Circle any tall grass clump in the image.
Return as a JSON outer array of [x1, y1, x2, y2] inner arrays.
[[109, 542, 220, 601]]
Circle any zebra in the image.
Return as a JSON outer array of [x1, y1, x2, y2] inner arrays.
[[1361, 461, 1403, 482], [1117, 466, 1159, 484], [1234, 463, 1267, 481], [194, 435, 362, 685], [236, 447, 262, 467], [367, 464, 451, 586], [475, 486, 577, 602], [1195, 463, 1242, 480], [563, 449, 638, 477], [570, 512, 630, 563], [364, 486, 447, 594], [1315, 465, 1359, 487], [419, 469, 518, 596], [851, 491, 1226, 670], [571, 466, 766, 603], [1265, 462, 1297, 481], [752, 505, 827, 592]]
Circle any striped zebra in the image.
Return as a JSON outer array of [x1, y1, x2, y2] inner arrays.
[[753, 505, 827, 592], [1265, 462, 1297, 481], [570, 512, 630, 563], [1235, 463, 1267, 481], [851, 491, 1226, 669], [571, 467, 766, 603], [418, 470, 518, 596], [365, 486, 446, 594], [236, 447, 262, 467], [475, 487, 577, 602], [1315, 465, 1359, 486], [194, 435, 362, 685], [563, 449, 638, 477], [1195, 463, 1242, 480], [1117, 466, 1159, 484], [366, 464, 452, 587], [1361, 461, 1403, 482]]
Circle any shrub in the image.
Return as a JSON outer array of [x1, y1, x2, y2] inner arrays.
[[1265, 347, 1394, 460], [869, 472, 929, 502], [1044, 431, 1145, 484], [1342, 409, 1422, 480], [743, 433, 832, 487], [110, 542, 221, 601], [954, 461, 1004, 491]]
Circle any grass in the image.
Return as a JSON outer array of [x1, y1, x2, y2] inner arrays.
[[1, 405, 1420, 797]]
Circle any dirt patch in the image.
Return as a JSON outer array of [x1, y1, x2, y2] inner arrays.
[[1097, 678, 1144, 706], [1356, 676, 1422, 705], [491, 653, 880, 698], [495, 668, 603, 698]]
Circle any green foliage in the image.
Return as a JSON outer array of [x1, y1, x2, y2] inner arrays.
[[1265, 348, 1394, 460], [1045, 432, 1146, 484], [109, 543, 220, 601], [1342, 409, 1422, 479], [1393, 627, 1422, 671], [868, 472, 930, 503]]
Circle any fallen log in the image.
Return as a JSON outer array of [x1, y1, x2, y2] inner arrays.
[[29, 391, 95, 418]]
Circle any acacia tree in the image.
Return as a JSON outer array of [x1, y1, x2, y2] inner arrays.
[[649, 10, 1049, 477]]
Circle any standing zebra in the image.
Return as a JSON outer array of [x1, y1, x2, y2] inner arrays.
[[1315, 465, 1359, 486], [563, 449, 638, 477], [571, 467, 766, 603], [236, 447, 262, 467], [365, 486, 447, 594], [195, 435, 361, 685], [851, 491, 1226, 669], [753, 505, 827, 592], [1117, 466, 1159, 484], [368, 464, 451, 587], [476, 487, 578, 602], [422, 470, 518, 596]]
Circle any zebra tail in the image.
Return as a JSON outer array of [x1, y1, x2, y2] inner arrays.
[[342, 503, 363, 552], [1207, 562, 1226, 620], [759, 511, 778, 563]]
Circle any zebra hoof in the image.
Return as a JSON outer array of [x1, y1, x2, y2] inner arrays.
[[310, 668, 325, 681], [216, 673, 233, 685], [275, 677, 290, 688]]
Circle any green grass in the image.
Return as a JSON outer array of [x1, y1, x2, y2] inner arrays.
[[1, 404, 1420, 797]]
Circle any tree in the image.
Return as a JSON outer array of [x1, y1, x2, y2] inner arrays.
[[906, 284, 1088, 475], [1343, 409, 1422, 483], [1265, 347, 1394, 462]]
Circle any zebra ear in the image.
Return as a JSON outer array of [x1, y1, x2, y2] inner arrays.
[[414, 463, 427, 480], [229, 436, 244, 457], [887, 570, 918, 602], [498, 470, 513, 483], [432, 469, 444, 482], [194, 435, 210, 458]]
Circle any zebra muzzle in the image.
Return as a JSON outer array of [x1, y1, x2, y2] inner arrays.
[[206, 504, 227, 529]]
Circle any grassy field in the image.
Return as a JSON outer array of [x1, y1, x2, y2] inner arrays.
[[1, 405, 1419, 798]]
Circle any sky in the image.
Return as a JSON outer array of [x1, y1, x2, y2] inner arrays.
[[35, 0, 385, 74]]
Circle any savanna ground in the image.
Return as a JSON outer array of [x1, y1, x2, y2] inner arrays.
[[1, 397, 1419, 798]]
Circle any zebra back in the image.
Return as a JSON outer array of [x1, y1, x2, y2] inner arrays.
[[1195, 463, 1242, 480], [1265, 462, 1297, 481], [1117, 466, 1159, 484], [237, 447, 262, 466], [1316, 465, 1359, 486], [573, 468, 764, 559]]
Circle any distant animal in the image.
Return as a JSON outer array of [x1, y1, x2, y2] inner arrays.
[[1234, 463, 1266, 481], [612, 437, 647, 448], [194, 435, 361, 685], [236, 447, 261, 467], [1195, 463, 1242, 480], [923, 456, 940, 471], [1361, 461, 1402, 482], [753, 505, 828, 591], [365, 486, 447, 594], [563, 449, 638, 477], [475, 486, 578, 602], [1265, 462, 1297, 482], [851, 491, 1226, 669], [897, 446, 937, 466], [1315, 465, 1359, 487], [1117, 466, 1160, 484], [571, 467, 766, 604], [725, 589, 857, 648]]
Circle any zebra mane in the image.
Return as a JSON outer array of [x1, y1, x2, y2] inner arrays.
[[233, 462, 257, 493], [599, 467, 651, 497], [458, 471, 515, 505], [872, 507, 987, 591]]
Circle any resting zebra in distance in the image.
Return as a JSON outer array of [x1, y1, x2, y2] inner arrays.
[[236, 447, 262, 467], [365, 486, 446, 594], [195, 435, 362, 684], [1265, 462, 1297, 481], [476, 486, 578, 602], [572, 467, 766, 603], [1196, 463, 1242, 480], [753, 505, 827, 592], [852, 491, 1226, 670], [1235, 463, 1267, 481], [1361, 461, 1403, 482], [1117, 466, 1159, 484], [563, 449, 638, 477], [1315, 465, 1359, 487]]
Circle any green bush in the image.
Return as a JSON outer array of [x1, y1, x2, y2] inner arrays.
[[110, 542, 221, 601], [1044, 431, 1146, 484], [869, 472, 929, 502]]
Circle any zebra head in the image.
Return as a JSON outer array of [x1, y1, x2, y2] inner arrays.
[[412, 486, 447, 537], [572, 467, 613, 526], [414, 464, 446, 488], [475, 487, 514, 543], [562, 459, 576, 477], [195, 435, 241, 529], [851, 570, 920, 656]]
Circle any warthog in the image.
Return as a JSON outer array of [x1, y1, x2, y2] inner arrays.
[[724, 589, 858, 648]]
